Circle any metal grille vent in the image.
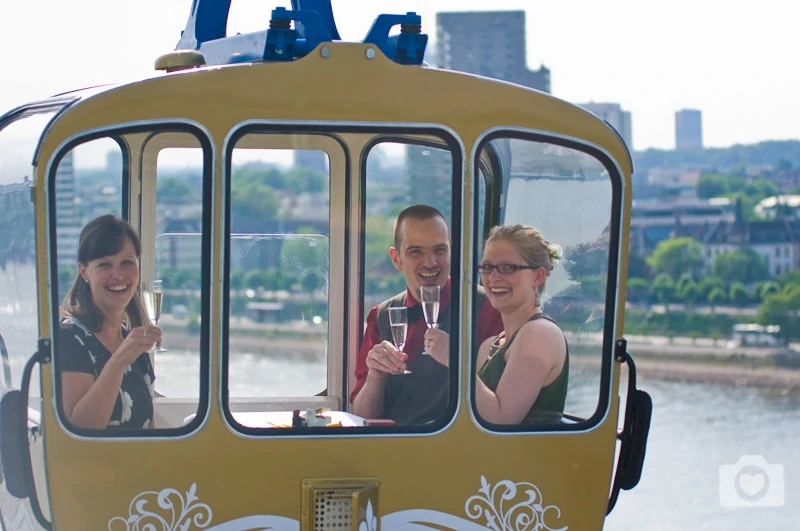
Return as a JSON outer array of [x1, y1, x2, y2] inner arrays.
[[314, 489, 353, 529]]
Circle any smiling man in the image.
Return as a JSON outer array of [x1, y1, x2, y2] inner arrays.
[[350, 204, 503, 425]]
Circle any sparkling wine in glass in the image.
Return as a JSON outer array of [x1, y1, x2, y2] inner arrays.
[[143, 280, 167, 352], [419, 284, 440, 356], [420, 285, 440, 329], [388, 306, 411, 375]]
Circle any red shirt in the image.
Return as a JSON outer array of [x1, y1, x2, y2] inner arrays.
[[350, 277, 503, 404]]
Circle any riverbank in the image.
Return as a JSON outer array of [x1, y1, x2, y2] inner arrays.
[[159, 321, 800, 393], [569, 354, 800, 393]]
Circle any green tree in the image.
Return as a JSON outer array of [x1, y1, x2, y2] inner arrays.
[[563, 236, 609, 279], [364, 216, 395, 271], [157, 177, 196, 204], [626, 277, 649, 303], [230, 270, 245, 292], [699, 276, 725, 299], [284, 167, 326, 194], [729, 282, 750, 309], [230, 181, 281, 222], [245, 270, 264, 290], [679, 280, 701, 311], [651, 273, 675, 305], [281, 229, 328, 271], [301, 270, 324, 292], [756, 281, 781, 301], [708, 287, 727, 310], [711, 249, 769, 285], [696, 173, 729, 199], [627, 252, 650, 279], [757, 291, 800, 340], [647, 237, 704, 279]]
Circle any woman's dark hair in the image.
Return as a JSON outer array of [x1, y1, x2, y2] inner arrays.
[[61, 215, 148, 331]]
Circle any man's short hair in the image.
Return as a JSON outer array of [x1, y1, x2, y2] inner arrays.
[[392, 204, 448, 250]]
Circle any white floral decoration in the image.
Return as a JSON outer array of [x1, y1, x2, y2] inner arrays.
[[120, 390, 133, 424], [108, 482, 212, 531], [358, 499, 378, 531], [464, 475, 567, 531]]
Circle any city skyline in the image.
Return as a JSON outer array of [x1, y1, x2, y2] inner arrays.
[[2, 0, 798, 151]]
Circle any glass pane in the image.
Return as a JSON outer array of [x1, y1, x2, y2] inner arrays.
[[227, 144, 330, 403], [0, 111, 57, 398], [475, 136, 615, 426], [51, 130, 208, 433], [152, 145, 205, 399], [354, 139, 464, 428]]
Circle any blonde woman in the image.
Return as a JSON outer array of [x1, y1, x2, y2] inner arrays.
[[475, 224, 568, 425]]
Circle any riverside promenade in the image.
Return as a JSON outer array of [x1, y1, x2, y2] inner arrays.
[[158, 315, 800, 393]]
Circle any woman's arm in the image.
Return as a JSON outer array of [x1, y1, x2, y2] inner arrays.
[[475, 320, 565, 424], [61, 325, 160, 429], [62, 356, 128, 429]]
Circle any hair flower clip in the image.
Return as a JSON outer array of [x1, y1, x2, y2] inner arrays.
[[548, 243, 563, 261]]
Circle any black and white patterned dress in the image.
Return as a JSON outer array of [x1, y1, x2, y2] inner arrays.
[[58, 317, 156, 429]]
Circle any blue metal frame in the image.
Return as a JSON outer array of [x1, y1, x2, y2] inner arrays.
[[175, 0, 427, 66]]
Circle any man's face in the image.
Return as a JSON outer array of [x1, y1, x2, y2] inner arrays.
[[389, 216, 451, 302]]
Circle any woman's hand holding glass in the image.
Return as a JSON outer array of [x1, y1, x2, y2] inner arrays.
[[112, 325, 162, 369]]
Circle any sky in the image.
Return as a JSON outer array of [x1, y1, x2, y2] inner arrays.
[[1, 0, 798, 152]]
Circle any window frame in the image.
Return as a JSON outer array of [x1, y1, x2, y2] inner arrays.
[[221, 122, 465, 437], [469, 126, 626, 434], [47, 120, 214, 438]]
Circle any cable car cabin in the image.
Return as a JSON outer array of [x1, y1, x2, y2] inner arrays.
[[0, 1, 651, 529]]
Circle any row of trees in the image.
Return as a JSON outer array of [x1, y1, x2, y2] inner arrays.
[[157, 163, 327, 223]]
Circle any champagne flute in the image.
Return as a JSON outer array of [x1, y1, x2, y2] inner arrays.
[[387, 306, 411, 375], [142, 280, 167, 352], [419, 285, 441, 356]]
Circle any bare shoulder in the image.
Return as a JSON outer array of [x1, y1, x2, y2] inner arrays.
[[513, 317, 566, 356]]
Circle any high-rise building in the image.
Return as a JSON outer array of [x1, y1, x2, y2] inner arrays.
[[435, 10, 550, 93], [675, 109, 703, 150], [578, 102, 633, 150], [54, 152, 82, 267], [407, 145, 452, 223]]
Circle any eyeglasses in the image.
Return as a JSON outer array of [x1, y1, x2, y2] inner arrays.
[[477, 263, 535, 275]]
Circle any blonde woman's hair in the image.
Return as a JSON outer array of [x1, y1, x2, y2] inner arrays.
[[484, 224, 562, 299]]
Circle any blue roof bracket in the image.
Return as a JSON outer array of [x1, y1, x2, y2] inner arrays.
[[177, 0, 232, 50], [363, 12, 428, 66], [263, 7, 333, 61], [171, 0, 427, 66], [290, 0, 341, 41]]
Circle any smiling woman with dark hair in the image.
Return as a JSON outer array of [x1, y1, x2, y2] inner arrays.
[[58, 214, 163, 429]]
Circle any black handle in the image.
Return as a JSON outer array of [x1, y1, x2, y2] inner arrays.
[[607, 338, 653, 515], [0, 339, 53, 529]]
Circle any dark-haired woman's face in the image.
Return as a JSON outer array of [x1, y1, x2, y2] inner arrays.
[[78, 237, 140, 320]]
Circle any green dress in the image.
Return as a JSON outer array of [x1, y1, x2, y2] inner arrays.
[[477, 313, 569, 425]]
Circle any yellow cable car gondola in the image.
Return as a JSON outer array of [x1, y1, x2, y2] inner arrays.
[[0, 1, 651, 529]]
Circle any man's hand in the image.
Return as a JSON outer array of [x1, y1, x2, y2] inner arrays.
[[366, 340, 409, 375], [424, 328, 449, 367]]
